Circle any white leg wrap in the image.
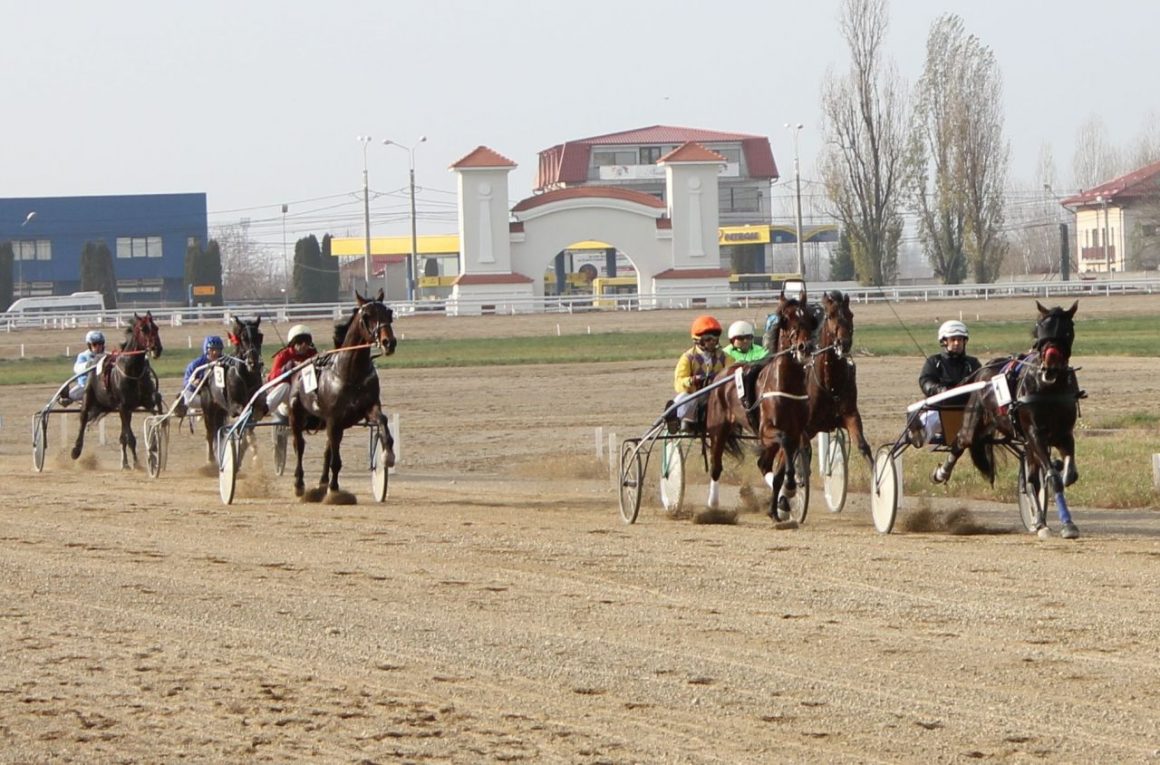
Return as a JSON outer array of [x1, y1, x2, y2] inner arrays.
[[764, 472, 775, 489], [707, 480, 720, 509]]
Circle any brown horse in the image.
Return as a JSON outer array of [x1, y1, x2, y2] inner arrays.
[[703, 293, 816, 519], [71, 312, 164, 469], [288, 290, 397, 500], [932, 301, 1082, 538], [803, 290, 873, 468], [195, 316, 266, 463]]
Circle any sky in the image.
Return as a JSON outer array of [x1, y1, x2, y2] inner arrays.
[[4, 0, 1158, 254]]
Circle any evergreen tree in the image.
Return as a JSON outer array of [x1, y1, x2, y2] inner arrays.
[[829, 231, 856, 281], [204, 240, 224, 306], [0, 242, 13, 310], [81, 241, 118, 309], [184, 240, 201, 304], [320, 234, 340, 303], [292, 235, 322, 302]]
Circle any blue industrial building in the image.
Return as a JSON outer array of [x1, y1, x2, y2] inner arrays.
[[0, 193, 207, 306]]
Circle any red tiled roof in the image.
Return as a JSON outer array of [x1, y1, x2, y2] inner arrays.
[[453, 273, 534, 285], [511, 186, 666, 213], [450, 146, 517, 170], [1061, 159, 1160, 207], [534, 125, 778, 190], [657, 142, 726, 164]]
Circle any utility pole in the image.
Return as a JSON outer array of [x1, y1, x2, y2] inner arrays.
[[357, 136, 373, 293], [384, 136, 427, 303], [785, 123, 805, 278], [281, 203, 288, 304]]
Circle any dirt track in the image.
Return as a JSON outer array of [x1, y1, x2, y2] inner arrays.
[[2, 298, 1159, 763]]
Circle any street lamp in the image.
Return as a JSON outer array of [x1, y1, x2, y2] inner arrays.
[[357, 135, 373, 293], [784, 123, 805, 279], [281, 203, 289, 305], [18, 210, 37, 298], [384, 135, 427, 302]]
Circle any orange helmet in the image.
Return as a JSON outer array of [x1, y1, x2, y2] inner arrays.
[[690, 315, 722, 338]]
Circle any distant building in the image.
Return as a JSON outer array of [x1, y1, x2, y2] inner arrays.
[[1063, 160, 1160, 274], [0, 193, 206, 305]]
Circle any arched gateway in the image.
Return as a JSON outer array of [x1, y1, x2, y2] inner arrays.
[[447, 143, 732, 315]]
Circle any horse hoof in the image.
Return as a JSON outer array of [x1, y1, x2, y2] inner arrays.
[[1060, 522, 1080, 540], [70, 448, 82, 460], [1036, 525, 1052, 540], [775, 496, 791, 523], [931, 466, 948, 484]]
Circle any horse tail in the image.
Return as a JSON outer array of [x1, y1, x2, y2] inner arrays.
[[967, 439, 996, 485], [721, 428, 745, 461]]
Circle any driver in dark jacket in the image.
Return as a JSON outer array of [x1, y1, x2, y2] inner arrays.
[[911, 320, 981, 446]]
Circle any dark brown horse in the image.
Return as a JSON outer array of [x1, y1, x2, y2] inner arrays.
[[932, 301, 1082, 538], [288, 290, 397, 500], [71, 312, 164, 469], [803, 290, 873, 467], [703, 293, 816, 519], [196, 316, 266, 463]]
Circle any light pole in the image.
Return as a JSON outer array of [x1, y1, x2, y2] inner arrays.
[[18, 211, 36, 297], [785, 123, 805, 279], [281, 203, 288, 305], [384, 136, 427, 302], [1099, 195, 1112, 274], [357, 135, 373, 293]]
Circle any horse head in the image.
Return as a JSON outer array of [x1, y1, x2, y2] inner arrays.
[[354, 289, 397, 355], [775, 293, 816, 364], [1033, 300, 1077, 384], [820, 290, 854, 360], [231, 316, 264, 373], [129, 311, 163, 359]]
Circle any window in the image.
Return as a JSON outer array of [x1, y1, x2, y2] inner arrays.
[[714, 148, 741, 164], [13, 239, 51, 261], [592, 150, 637, 167], [116, 235, 163, 259], [639, 146, 663, 165]]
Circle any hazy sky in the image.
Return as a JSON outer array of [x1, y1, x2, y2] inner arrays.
[[5, 0, 1157, 251]]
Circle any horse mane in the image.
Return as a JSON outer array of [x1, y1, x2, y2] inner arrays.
[[333, 308, 358, 348]]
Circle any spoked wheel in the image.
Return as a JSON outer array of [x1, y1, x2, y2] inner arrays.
[[821, 429, 849, 513], [659, 438, 686, 513], [218, 430, 238, 505], [273, 424, 288, 476], [870, 445, 901, 534], [145, 420, 164, 478], [783, 447, 811, 524], [158, 420, 170, 472], [618, 440, 644, 524], [1017, 458, 1050, 533], [32, 412, 49, 473], [369, 426, 390, 503]]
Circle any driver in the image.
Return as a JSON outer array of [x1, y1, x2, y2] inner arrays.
[[911, 320, 981, 446], [60, 330, 106, 405], [266, 324, 317, 421], [173, 335, 225, 416], [670, 315, 727, 432]]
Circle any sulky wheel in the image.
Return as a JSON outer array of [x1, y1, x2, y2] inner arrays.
[[145, 420, 164, 478], [1017, 458, 1050, 533], [273, 424, 289, 476], [218, 430, 238, 505], [784, 447, 811, 524], [370, 425, 390, 503], [870, 445, 901, 534], [32, 412, 49, 473], [659, 438, 686, 513], [821, 429, 850, 514], [618, 440, 644, 524]]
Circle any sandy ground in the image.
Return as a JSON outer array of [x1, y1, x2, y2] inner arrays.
[[2, 297, 1159, 763]]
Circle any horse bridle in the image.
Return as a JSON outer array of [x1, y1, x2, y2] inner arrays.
[[355, 301, 396, 353]]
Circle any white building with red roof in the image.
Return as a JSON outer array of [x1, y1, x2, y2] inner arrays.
[[1063, 160, 1160, 273]]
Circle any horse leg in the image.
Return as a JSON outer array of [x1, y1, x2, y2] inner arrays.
[[204, 410, 219, 464], [325, 425, 345, 493], [71, 395, 91, 460], [1059, 432, 1079, 487], [292, 423, 307, 497], [841, 411, 874, 468], [705, 425, 726, 510], [120, 409, 137, 470], [1029, 435, 1077, 538]]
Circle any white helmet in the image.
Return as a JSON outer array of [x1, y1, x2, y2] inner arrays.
[[287, 324, 312, 345], [85, 330, 105, 345], [727, 320, 756, 340], [938, 320, 969, 342]]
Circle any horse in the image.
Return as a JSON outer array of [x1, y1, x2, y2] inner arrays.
[[194, 316, 266, 463], [803, 290, 873, 468], [71, 312, 164, 469], [932, 301, 1083, 538], [703, 291, 816, 519], [287, 290, 397, 501]]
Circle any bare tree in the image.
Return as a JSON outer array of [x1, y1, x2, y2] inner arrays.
[[909, 14, 1009, 283], [213, 219, 283, 302], [819, 0, 909, 286], [1072, 115, 1123, 189]]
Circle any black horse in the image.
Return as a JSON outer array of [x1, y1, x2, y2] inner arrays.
[[802, 290, 873, 469], [288, 290, 397, 501], [194, 316, 266, 463], [71, 312, 164, 469], [933, 301, 1083, 538]]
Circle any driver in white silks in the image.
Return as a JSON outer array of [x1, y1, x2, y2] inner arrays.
[[909, 320, 982, 447], [59, 330, 107, 405]]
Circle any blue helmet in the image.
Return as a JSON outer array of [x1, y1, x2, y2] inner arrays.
[[85, 330, 105, 345], [203, 335, 224, 353]]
